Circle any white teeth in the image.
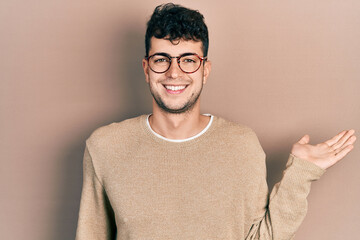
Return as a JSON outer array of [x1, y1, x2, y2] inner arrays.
[[165, 85, 186, 91]]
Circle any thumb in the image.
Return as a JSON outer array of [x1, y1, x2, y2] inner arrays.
[[298, 134, 310, 144]]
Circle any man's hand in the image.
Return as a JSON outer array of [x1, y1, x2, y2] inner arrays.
[[291, 129, 356, 170]]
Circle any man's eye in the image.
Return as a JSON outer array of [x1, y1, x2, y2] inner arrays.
[[154, 58, 168, 63], [182, 58, 196, 63]]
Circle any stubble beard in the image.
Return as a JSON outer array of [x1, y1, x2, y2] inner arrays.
[[148, 81, 203, 114]]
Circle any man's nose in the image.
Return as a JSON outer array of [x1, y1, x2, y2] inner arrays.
[[165, 59, 182, 79]]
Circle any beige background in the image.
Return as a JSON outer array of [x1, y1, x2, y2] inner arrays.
[[1, 0, 359, 239]]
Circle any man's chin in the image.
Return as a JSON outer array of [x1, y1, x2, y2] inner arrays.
[[155, 101, 195, 114], [151, 91, 201, 115], [160, 105, 191, 114]]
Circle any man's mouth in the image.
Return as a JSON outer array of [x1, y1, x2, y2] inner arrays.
[[163, 84, 188, 94]]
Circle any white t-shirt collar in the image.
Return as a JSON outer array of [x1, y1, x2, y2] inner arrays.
[[146, 114, 213, 143]]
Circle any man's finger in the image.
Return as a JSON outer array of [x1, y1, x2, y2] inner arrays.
[[298, 135, 310, 144], [324, 130, 348, 147], [335, 135, 357, 154], [333, 144, 354, 163], [332, 129, 355, 150]]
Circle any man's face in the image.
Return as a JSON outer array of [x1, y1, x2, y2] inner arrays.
[[142, 37, 211, 114]]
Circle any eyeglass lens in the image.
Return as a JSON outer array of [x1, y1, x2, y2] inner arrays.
[[149, 54, 202, 73]]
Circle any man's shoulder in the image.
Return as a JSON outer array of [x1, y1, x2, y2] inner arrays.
[[215, 115, 257, 138], [213, 115, 263, 150], [214, 115, 266, 160], [86, 115, 146, 147]]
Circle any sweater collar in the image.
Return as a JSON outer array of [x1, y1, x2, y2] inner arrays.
[[145, 114, 214, 143]]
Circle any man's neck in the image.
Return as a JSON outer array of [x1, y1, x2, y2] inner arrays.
[[149, 106, 210, 140]]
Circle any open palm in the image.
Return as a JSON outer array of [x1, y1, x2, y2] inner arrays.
[[291, 129, 356, 170]]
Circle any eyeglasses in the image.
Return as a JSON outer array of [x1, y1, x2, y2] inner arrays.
[[145, 53, 207, 74]]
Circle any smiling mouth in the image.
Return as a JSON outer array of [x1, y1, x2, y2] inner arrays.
[[162, 84, 189, 94]]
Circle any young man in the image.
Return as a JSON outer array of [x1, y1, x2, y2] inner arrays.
[[75, 3, 356, 240]]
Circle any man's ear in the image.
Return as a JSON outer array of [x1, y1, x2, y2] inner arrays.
[[142, 58, 150, 83], [202, 60, 211, 84]]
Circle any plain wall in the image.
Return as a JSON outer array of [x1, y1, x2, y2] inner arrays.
[[1, 1, 359, 239]]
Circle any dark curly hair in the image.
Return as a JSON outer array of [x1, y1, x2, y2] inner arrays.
[[145, 3, 209, 57]]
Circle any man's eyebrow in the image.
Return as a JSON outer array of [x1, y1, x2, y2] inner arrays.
[[152, 52, 171, 57], [152, 52, 198, 57]]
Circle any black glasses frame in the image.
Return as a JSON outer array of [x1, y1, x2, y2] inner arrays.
[[145, 53, 207, 74]]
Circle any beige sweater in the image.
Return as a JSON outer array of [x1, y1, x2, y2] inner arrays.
[[75, 115, 325, 240]]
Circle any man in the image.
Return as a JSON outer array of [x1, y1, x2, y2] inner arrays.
[[75, 3, 356, 240]]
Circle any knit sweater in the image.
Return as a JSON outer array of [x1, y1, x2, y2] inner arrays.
[[75, 115, 325, 240]]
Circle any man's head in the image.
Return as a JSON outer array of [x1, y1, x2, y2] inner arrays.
[[145, 3, 209, 57], [143, 3, 211, 115]]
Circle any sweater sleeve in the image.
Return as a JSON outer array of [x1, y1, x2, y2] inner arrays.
[[75, 145, 117, 240], [245, 154, 326, 240]]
